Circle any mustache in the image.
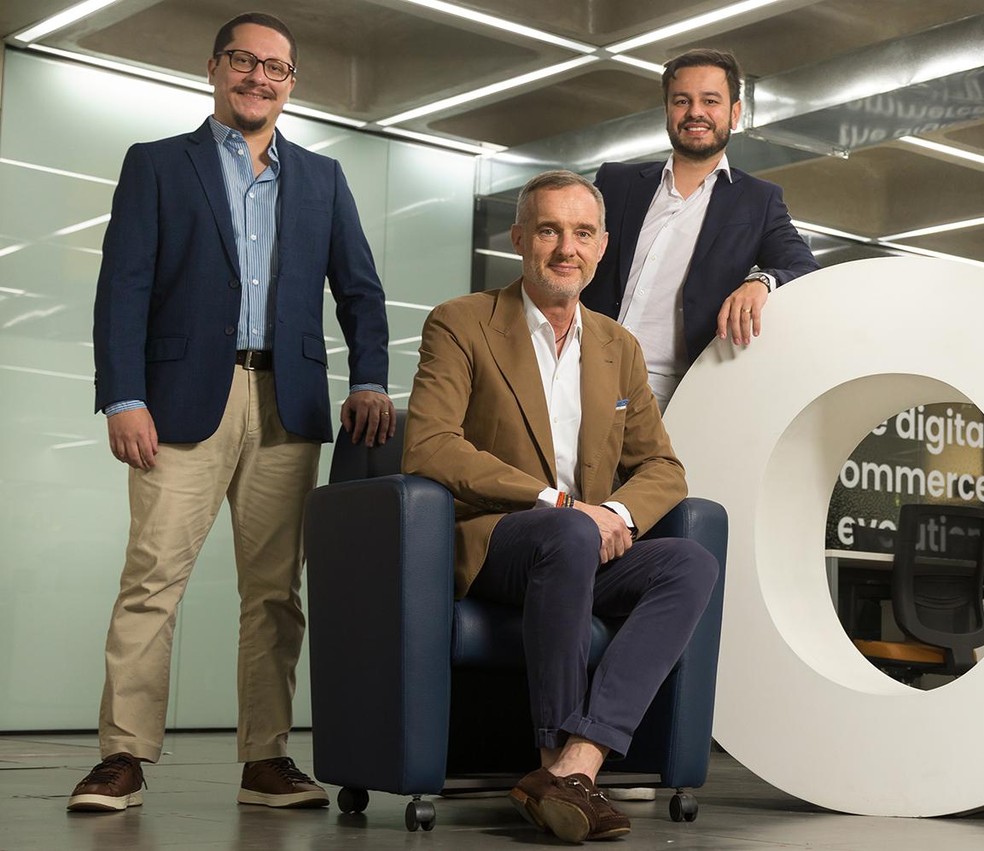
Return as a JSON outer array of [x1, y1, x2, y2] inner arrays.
[[233, 83, 274, 98]]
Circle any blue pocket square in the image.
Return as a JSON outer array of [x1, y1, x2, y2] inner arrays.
[[615, 399, 629, 410]]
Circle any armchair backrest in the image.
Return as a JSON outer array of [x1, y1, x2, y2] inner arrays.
[[892, 503, 984, 674], [330, 411, 408, 483]]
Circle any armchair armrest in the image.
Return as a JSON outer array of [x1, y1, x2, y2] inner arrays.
[[304, 473, 455, 794]]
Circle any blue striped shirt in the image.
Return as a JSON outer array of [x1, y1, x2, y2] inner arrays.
[[209, 116, 279, 352]]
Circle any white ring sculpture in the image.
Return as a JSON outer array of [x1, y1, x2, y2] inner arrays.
[[663, 256, 984, 817]]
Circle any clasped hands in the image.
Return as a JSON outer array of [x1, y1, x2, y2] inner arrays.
[[573, 501, 633, 564]]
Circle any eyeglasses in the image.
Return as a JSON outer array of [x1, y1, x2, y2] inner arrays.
[[215, 50, 295, 82]]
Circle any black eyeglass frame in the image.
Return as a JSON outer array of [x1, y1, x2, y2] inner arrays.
[[214, 49, 296, 82]]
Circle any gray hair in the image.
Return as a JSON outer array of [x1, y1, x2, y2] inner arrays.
[[515, 170, 605, 230]]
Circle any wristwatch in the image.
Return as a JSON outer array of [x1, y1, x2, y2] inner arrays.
[[745, 272, 773, 292]]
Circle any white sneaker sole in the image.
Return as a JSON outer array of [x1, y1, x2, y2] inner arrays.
[[237, 788, 330, 808], [67, 791, 143, 812]]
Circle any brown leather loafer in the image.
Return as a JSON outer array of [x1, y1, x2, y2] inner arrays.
[[237, 757, 329, 808], [510, 768, 630, 843]]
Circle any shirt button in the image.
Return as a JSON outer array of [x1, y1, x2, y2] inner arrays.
[[251, 327, 258, 334], [248, 191, 255, 198], [237, 148, 245, 156], [249, 234, 257, 241]]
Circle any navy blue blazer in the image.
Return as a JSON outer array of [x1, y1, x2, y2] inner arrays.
[[93, 120, 388, 443], [582, 160, 818, 363]]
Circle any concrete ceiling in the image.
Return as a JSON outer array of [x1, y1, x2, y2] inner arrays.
[[3, 0, 983, 263]]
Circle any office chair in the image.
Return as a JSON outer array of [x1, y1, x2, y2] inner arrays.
[[854, 503, 984, 684], [304, 412, 727, 830]]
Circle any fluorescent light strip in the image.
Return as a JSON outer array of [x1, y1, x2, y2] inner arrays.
[[791, 220, 872, 242], [475, 248, 521, 261], [378, 56, 598, 125], [283, 103, 366, 129], [53, 214, 111, 237], [0, 157, 117, 186], [51, 439, 100, 451], [877, 241, 984, 269], [385, 300, 435, 311], [898, 136, 984, 167], [389, 336, 423, 346], [0, 244, 28, 259], [881, 216, 984, 242], [611, 55, 666, 75], [13, 0, 125, 43], [393, 0, 595, 54], [380, 127, 505, 155], [28, 44, 213, 93], [608, 0, 789, 53], [0, 286, 28, 295], [0, 364, 93, 381]]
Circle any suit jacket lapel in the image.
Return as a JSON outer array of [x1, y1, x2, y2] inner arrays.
[[577, 310, 619, 499], [186, 120, 240, 277], [619, 162, 665, 290], [485, 281, 556, 482], [690, 169, 746, 270]]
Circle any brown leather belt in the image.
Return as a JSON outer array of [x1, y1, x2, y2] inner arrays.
[[236, 349, 273, 370]]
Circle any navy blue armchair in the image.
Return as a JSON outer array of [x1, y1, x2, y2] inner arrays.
[[304, 412, 727, 831]]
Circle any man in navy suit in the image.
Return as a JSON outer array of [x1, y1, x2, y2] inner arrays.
[[69, 12, 394, 812], [581, 49, 818, 409]]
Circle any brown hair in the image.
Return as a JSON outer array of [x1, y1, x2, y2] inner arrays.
[[661, 49, 742, 106]]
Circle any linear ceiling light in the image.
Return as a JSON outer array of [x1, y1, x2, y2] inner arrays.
[[27, 44, 213, 93], [877, 241, 984, 269], [0, 157, 117, 185], [392, 0, 595, 53], [283, 104, 366, 129], [380, 127, 506, 155], [378, 56, 598, 125], [608, 0, 789, 53], [881, 216, 984, 242], [611, 55, 666, 75], [791, 220, 872, 242], [13, 0, 126, 43], [898, 136, 984, 167]]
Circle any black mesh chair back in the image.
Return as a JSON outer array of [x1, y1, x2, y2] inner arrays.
[[892, 504, 984, 675]]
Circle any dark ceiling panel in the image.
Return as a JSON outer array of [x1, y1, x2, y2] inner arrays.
[[427, 68, 660, 146]]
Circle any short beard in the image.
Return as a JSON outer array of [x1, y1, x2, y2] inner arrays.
[[231, 111, 267, 133], [669, 124, 731, 161]]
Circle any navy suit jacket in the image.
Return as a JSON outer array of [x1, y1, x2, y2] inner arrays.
[[93, 120, 388, 443], [582, 160, 818, 363]]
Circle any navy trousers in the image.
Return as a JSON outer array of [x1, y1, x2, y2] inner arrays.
[[468, 508, 718, 757]]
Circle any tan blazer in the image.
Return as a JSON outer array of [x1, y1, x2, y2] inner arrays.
[[403, 280, 686, 598]]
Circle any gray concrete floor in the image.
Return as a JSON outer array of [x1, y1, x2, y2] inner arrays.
[[1, 731, 981, 850]]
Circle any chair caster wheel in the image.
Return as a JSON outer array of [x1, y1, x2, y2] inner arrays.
[[405, 798, 437, 831], [337, 786, 369, 814], [670, 792, 698, 822]]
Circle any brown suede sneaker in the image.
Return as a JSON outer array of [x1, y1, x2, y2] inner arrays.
[[237, 757, 329, 808], [67, 753, 145, 812]]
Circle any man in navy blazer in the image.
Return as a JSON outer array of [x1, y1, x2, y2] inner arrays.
[[70, 12, 393, 813], [582, 48, 818, 409]]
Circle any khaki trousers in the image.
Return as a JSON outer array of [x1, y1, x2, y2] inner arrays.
[[99, 368, 321, 763]]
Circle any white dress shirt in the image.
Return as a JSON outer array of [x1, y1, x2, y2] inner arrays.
[[521, 288, 634, 529], [618, 153, 732, 407]]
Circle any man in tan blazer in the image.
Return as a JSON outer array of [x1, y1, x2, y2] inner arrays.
[[403, 170, 718, 843]]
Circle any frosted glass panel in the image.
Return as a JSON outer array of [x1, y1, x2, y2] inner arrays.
[[0, 48, 474, 731]]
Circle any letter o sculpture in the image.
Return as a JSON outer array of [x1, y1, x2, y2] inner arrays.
[[663, 256, 984, 817]]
